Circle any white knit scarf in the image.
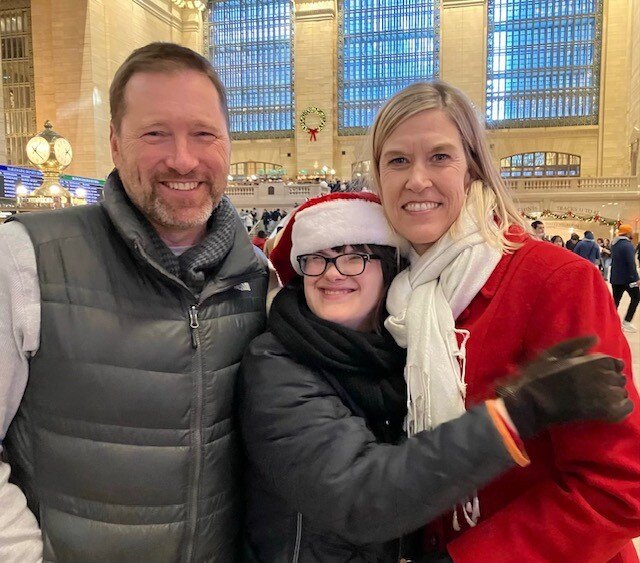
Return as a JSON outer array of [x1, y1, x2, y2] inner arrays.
[[385, 197, 502, 528]]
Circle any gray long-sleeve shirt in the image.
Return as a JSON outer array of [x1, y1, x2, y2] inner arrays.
[[0, 221, 44, 562]]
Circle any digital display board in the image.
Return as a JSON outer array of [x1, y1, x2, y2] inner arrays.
[[60, 174, 105, 203], [0, 165, 44, 197], [0, 165, 105, 203]]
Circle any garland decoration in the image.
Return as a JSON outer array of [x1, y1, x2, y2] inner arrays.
[[299, 107, 326, 142], [520, 209, 622, 228]]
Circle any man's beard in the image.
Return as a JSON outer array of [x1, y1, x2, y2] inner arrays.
[[147, 187, 215, 230], [123, 171, 221, 231]]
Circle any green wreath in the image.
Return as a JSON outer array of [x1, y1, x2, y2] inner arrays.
[[299, 107, 326, 141]]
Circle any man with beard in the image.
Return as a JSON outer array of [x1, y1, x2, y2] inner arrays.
[[0, 43, 268, 561]]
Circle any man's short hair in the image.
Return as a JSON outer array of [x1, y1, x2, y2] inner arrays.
[[109, 42, 229, 132], [531, 220, 544, 230]]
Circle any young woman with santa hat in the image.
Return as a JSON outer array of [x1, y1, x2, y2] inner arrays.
[[238, 191, 631, 563]]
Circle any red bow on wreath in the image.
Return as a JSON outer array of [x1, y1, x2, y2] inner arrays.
[[308, 128, 318, 142]]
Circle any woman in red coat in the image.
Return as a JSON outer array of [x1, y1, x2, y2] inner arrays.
[[368, 81, 640, 562]]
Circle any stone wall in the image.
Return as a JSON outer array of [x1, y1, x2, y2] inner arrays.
[[25, 0, 638, 182], [0, 57, 6, 164], [628, 0, 640, 175], [31, 0, 203, 178]]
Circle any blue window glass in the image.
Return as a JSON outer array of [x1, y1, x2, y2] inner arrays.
[[500, 152, 581, 177], [208, 0, 294, 138], [487, 0, 602, 128], [338, 0, 440, 134]]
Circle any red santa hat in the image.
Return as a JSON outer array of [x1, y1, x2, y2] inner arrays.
[[270, 191, 407, 286]]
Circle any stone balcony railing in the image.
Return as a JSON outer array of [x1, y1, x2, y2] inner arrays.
[[225, 181, 331, 208], [224, 176, 639, 210], [504, 176, 639, 192], [506, 176, 639, 224], [223, 176, 639, 226]]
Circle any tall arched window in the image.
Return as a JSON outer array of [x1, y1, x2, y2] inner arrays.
[[487, 0, 602, 128], [500, 152, 581, 177], [338, 0, 440, 135], [208, 0, 294, 139], [0, 2, 36, 166]]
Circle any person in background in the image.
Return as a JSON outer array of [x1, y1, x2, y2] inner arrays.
[[367, 80, 640, 562], [251, 229, 268, 251], [260, 209, 271, 233], [565, 232, 580, 251], [599, 237, 612, 280], [242, 209, 255, 232], [550, 235, 564, 247], [604, 237, 613, 278], [0, 42, 269, 562], [239, 191, 630, 563], [530, 220, 545, 240], [610, 224, 640, 333], [573, 230, 601, 265]]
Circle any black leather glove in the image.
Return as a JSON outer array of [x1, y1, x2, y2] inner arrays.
[[497, 336, 633, 440]]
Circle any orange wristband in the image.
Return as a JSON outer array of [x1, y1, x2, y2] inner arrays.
[[485, 399, 530, 467]]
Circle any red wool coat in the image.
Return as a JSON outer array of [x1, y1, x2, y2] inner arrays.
[[426, 236, 640, 562]]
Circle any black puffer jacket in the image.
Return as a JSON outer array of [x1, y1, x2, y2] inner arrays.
[[239, 332, 517, 563]]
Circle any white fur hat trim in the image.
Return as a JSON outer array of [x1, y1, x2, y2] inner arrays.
[[290, 198, 406, 275]]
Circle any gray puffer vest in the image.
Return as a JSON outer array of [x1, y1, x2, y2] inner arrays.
[[4, 182, 268, 562]]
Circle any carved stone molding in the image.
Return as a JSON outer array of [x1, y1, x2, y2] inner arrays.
[[295, 7, 335, 21], [443, 0, 484, 7], [1, 0, 30, 9], [132, 0, 182, 31]]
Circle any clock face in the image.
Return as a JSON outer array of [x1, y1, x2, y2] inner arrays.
[[54, 138, 73, 167], [26, 136, 51, 165]]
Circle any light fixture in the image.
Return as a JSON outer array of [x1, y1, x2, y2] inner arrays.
[[227, 174, 233, 181], [76, 188, 87, 198], [15, 176, 26, 193]]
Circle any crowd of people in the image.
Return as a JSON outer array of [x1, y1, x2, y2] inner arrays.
[[239, 207, 288, 235], [530, 220, 640, 332], [0, 42, 638, 563]]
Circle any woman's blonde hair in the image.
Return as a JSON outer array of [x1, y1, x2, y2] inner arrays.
[[367, 81, 526, 252]]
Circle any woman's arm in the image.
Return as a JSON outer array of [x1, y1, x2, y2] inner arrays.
[[239, 333, 519, 545], [447, 261, 640, 562]]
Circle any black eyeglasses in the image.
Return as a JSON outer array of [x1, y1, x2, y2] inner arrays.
[[296, 252, 380, 277]]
